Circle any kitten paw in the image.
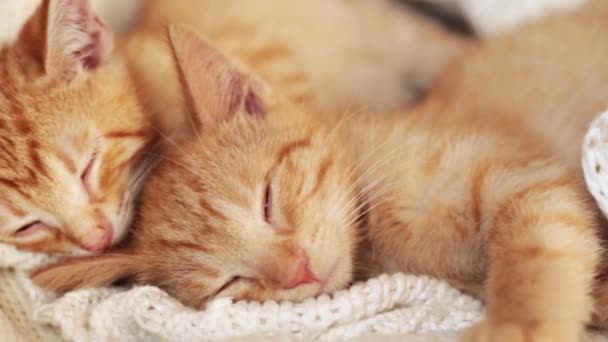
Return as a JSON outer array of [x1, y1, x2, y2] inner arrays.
[[461, 319, 581, 342]]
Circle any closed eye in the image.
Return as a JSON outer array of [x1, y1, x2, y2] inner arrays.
[[13, 221, 48, 238], [263, 183, 272, 224], [81, 151, 98, 193], [213, 276, 251, 298]]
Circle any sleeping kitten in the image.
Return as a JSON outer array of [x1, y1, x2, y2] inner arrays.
[[33, 0, 608, 341], [0, 0, 158, 254], [32, 0, 608, 340], [0, 0, 468, 254]]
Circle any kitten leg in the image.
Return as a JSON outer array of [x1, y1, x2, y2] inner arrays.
[[463, 184, 600, 342]]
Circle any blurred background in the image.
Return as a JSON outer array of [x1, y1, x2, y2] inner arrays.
[[0, 0, 585, 43]]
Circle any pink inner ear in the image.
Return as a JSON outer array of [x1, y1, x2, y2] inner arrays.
[[169, 25, 268, 129], [46, 0, 114, 76], [244, 89, 266, 117], [81, 17, 111, 70]]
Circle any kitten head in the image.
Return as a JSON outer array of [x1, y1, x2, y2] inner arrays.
[[0, 0, 156, 254], [31, 26, 360, 307]]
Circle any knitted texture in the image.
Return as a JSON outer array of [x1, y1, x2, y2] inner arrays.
[[583, 109, 608, 217], [0, 243, 484, 341]]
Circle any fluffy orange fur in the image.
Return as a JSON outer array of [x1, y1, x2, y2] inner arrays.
[[121, 0, 469, 140], [31, 1, 608, 341], [0, 0, 157, 254], [0, 0, 467, 254], [33, 3, 608, 340]]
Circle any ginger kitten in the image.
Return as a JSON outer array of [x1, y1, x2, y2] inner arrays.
[[32, 2, 608, 339], [0, 0, 158, 253], [0, 0, 467, 254]]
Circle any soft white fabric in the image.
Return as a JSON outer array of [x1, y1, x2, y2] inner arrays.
[[463, 0, 585, 35], [1, 243, 484, 341], [583, 110, 608, 217], [417, 0, 587, 36]]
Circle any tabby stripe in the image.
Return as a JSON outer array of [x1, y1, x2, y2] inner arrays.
[[14, 116, 32, 134], [0, 178, 32, 199], [199, 197, 228, 221], [274, 138, 311, 170], [28, 140, 48, 178], [470, 162, 492, 232], [246, 45, 291, 64], [105, 129, 148, 139], [493, 176, 572, 230], [157, 239, 211, 254]]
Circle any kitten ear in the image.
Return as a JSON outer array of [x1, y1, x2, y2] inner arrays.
[[168, 25, 268, 132], [30, 254, 133, 292], [17, 0, 114, 80]]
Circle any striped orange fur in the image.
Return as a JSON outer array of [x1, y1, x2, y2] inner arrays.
[[0, 0, 157, 254], [30, 1, 608, 341], [0, 0, 467, 254], [121, 0, 469, 141]]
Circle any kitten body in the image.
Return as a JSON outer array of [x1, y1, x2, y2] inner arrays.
[[121, 0, 469, 140], [0, 0, 157, 253], [0, 0, 466, 253], [32, 1, 608, 341]]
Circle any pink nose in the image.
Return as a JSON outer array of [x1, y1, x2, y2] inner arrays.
[[81, 221, 113, 252], [284, 257, 319, 289]]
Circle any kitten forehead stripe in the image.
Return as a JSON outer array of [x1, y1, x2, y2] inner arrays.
[[28, 139, 49, 178], [263, 138, 312, 184], [0, 178, 33, 199], [275, 138, 311, 167], [105, 129, 149, 139], [199, 197, 227, 221]]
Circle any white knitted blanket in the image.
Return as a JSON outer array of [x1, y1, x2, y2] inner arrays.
[[0, 243, 485, 341]]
